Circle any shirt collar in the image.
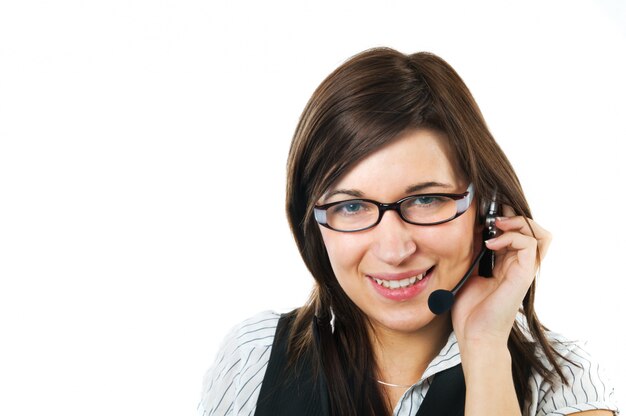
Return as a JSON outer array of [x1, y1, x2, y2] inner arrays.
[[420, 330, 461, 381]]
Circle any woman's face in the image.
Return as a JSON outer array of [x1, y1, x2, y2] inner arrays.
[[318, 128, 481, 335]]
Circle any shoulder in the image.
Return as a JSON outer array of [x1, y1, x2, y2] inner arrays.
[[227, 310, 282, 349], [525, 329, 620, 416], [198, 310, 282, 416]]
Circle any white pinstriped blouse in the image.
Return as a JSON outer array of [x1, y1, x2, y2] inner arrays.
[[198, 310, 619, 416]]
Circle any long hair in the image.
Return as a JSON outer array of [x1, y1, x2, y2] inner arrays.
[[285, 47, 568, 415]]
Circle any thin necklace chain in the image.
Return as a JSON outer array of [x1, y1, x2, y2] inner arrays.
[[375, 379, 414, 388]]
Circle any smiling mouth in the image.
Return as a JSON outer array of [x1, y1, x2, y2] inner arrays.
[[368, 267, 435, 289]]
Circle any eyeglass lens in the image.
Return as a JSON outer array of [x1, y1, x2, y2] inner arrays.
[[326, 195, 459, 231]]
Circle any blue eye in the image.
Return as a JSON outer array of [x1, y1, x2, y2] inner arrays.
[[412, 196, 442, 206], [345, 203, 362, 212], [414, 196, 436, 205], [342, 202, 364, 214], [330, 201, 369, 216]]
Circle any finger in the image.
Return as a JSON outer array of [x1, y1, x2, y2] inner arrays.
[[486, 231, 539, 270], [494, 216, 552, 259], [486, 230, 537, 253], [495, 216, 550, 239]]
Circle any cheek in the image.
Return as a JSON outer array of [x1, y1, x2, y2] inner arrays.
[[417, 229, 467, 262], [319, 229, 368, 278], [420, 215, 478, 262]]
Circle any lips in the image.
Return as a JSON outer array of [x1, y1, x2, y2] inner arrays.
[[366, 266, 435, 301], [369, 271, 426, 289]]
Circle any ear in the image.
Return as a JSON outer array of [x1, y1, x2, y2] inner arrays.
[[478, 189, 499, 223], [473, 188, 499, 248], [472, 213, 484, 246], [472, 202, 485, 257], [477, 190, 498, 221]]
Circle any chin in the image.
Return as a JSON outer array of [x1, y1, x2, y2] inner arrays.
[[369, 305, 440, 334]]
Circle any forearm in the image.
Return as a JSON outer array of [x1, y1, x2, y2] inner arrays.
[[462, 344, 521, 416]]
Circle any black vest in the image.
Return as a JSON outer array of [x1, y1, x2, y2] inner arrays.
[[255, 311, 466, 415]]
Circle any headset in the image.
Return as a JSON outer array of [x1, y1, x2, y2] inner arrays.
[[428, 189, 501, 315]]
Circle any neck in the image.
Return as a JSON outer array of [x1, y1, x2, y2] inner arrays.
[[371, 313, 452, 387]]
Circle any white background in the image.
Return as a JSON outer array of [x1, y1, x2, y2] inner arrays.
[[1, 0, 624, 415]]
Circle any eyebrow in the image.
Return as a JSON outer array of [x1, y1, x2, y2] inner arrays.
[[323, 181, 454, 201], [404, 181, 454, 194]]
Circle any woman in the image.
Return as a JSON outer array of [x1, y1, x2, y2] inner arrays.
[[199, 48, 619, 415]]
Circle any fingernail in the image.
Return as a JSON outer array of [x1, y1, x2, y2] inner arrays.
[[485, 238, 496, 246], [496, 216, 508, 222]]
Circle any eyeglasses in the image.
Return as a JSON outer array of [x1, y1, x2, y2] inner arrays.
[[314, 183, 475, 232]]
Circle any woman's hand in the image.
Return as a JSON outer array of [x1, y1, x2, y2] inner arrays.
[[451, 205, 552, 351]]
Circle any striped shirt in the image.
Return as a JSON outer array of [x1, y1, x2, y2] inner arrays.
[[198, 310, 619, 416]]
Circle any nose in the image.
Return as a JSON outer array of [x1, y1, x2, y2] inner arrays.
[[370, 210, 418, 266]]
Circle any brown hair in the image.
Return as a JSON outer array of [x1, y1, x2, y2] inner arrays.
[[285, 47, 568, 415]]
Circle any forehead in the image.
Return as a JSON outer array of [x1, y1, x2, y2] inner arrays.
[[325, 128, 463, 199]]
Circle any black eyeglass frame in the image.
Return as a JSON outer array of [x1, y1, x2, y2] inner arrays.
[[313, 183, 475, 232]]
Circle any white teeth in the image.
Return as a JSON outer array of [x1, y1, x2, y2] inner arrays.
[[371, 272, 426, 289]]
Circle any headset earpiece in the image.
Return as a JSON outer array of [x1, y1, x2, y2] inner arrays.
[[478, 189, 499, 277]]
